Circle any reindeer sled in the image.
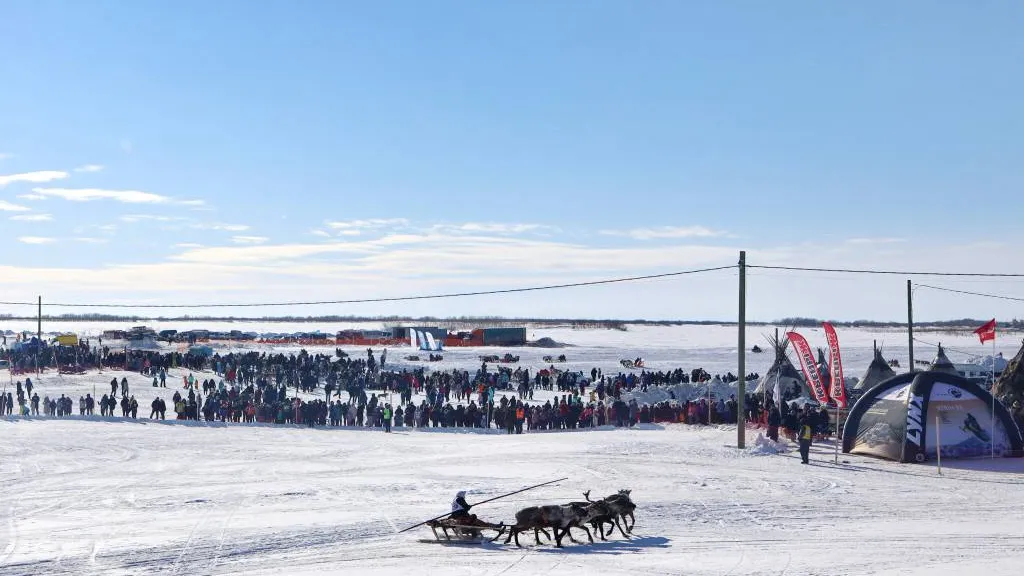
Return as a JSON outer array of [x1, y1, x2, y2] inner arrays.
[[403, 480, 639, 549], [422, 517, 506, 545]]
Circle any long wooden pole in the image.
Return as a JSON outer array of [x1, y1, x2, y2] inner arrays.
[[397, 477, 568, 533], [907, 280, 915, 373], [737, 251, 746, 449]]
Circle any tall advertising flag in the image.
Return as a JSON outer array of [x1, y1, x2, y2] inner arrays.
[[974, 319, 996, 344], [822, 322, 847, 408], [786, 332, 831, 405]]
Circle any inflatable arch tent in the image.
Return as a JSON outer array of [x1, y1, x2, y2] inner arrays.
[[843, 371, 1023, 463]]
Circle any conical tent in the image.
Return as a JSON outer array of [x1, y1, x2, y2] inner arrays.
[[929, 344, 958, 375], [754, 331, 810, 400], [856, 346, 896, 391], [843, 371, 1023, 462], [993, 340, 1024, 406]]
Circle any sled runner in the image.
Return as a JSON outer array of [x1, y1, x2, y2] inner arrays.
[[425, 518, 506, 542]]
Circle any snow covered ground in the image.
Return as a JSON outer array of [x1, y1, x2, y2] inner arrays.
[[1, 420, 1022, 576], [2, 323, 1023, 575]]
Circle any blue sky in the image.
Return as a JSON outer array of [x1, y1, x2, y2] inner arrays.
[[1, 1, 1022, 321]]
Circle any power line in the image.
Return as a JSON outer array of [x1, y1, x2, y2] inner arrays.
[[912, 337, 985, 359], [914, 283, 1024, 303], [748, 265, 1024, 278], [0, 265, 736, 309]]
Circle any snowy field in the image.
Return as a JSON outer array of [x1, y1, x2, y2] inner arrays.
[[2, 323, 1024, 575]]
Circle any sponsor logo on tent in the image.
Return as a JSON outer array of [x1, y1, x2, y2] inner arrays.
[[906, 394, 924, 446]]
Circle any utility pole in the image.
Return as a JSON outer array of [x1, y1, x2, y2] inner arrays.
[[907, 280, 914, 373], [737, 251, 746, 449], [37, 295, 42, 339]]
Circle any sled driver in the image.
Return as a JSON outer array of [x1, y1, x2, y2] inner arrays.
[[450, 491, 478, 525]]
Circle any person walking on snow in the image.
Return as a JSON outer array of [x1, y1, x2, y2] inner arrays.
[[798, 410, 814, 464]]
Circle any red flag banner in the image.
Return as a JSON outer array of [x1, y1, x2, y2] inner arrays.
[[974, 319, 996, 344], [787, 331, 831, 405], [822, 322, 847, 409]]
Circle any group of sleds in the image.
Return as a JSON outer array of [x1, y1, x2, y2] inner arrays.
[[417, 487, 638, 548], [619, 358, 645, 369], [480, 353, 520, 364], [404, 354, 444, 362]]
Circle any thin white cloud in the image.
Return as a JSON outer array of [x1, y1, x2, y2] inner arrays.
[[18, 236, 56, 244], [326, 218, 409, 231], [74, 237, 109, 244], [120, 214, 184, 223], [309, 229, 331, 238], [0, 200, 31, 211], [846, 237, 907, 245], [178, 199, 205, 206], [434, 222, 559, 235], [191, 222, 250, 232], [10, 213, 53, 221], [231, 236, 268, 244], [0, 170, 69, 187], [33, 187, 170, 204], [174, 243, 203, 249], [0, 153, 12, 160], [74, 164, 105, 173], [16, 193, 46, 201], [600, 226, 725, 240]]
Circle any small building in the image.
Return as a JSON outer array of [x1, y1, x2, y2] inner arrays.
[[482, 327, 527, 346]]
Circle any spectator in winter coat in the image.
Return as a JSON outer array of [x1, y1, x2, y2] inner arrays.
[[767, 406, 781, 442], [798, 411, 814, 464]]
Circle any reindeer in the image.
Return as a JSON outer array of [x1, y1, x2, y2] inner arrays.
[[585, 489, 637, 537], [504, 503, 598, 547], [574, 491, 617, 541]]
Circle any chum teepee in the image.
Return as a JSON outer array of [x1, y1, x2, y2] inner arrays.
[[754, 329, 809, 401], [855, 341, 896, 391], [929, 343, 958, 375], [993, 339, 1024, 405]]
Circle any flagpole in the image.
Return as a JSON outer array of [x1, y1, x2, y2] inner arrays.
[[991, 334, 996, 459]]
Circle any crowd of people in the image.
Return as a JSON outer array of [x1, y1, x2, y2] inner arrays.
[[3, 342, 851, 443]]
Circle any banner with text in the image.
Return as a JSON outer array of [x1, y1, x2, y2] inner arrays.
[[787, 331, 831, 405], [822, 322, 848, 408]]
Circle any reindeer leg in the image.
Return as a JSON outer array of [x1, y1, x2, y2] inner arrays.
[[626, 512, 636, 532], [580, 524, 594, 544], [614, 517, 630, 538], [565, 526, 581, 544], [552, 527, 564, 548]]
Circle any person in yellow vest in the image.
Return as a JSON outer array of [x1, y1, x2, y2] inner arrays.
[[798, 409, 814, 464]]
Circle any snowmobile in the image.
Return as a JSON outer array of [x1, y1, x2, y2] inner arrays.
[[961, 413, 991, 443]]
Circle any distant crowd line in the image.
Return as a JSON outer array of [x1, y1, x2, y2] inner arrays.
[[3, 346, 831, 441]]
